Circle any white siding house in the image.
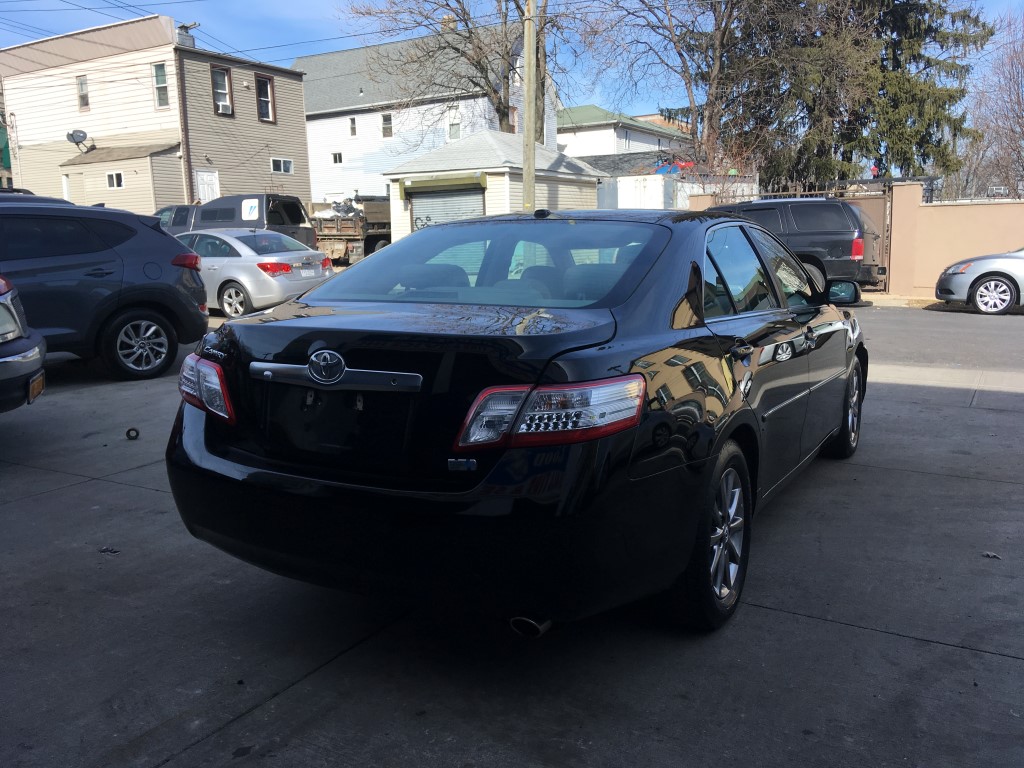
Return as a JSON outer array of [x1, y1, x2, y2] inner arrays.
[[0, 15, 309, 211], [295, 35, 559, 204], [557, 106, 689, 158]]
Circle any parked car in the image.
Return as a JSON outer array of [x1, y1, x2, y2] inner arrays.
[[157, 194, 317, 249], [0, 203, 208, 380], [175, 229, 333, 317], [708, 197, 883, 288], [0, 273, 46, 413], [935, 246, 1024, 315], [167, 209, 868, 632]]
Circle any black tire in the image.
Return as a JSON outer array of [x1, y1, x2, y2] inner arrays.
[[823, 358, 863, 459], [373, 239, 390, 253], [667, 440, 752, 631], [99, 309, 178, 381], [802, 262, 825, 293], [219, 281, 252, 317], [970, 275, 1017, 315]]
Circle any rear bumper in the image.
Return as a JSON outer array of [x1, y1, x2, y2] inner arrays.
[[166, 404, 705, 620], [0, 330, 46, 412]]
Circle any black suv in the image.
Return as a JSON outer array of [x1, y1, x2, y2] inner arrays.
[[0, 203, 208, 380], [708, 198, 883, 287]]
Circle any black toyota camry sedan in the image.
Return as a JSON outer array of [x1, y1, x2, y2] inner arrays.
[[167, 209, 867, 631]]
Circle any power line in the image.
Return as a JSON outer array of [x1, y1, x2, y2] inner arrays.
[[0, 0, 202, 10]]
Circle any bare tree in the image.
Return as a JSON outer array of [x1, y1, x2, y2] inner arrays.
[[976, 11, 1024, 197]]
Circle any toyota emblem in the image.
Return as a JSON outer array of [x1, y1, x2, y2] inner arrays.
[[308, 350, 346, 384]]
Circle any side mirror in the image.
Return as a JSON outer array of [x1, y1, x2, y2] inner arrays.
[[827, 279, 861, 305]]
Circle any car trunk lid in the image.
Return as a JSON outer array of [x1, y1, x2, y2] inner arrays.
[[200, 300, 616, 490]]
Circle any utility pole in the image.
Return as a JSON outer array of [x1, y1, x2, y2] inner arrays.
[[522, 0, 536, 212]]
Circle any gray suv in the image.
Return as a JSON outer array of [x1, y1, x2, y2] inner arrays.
[[0, 204, 208, 380]]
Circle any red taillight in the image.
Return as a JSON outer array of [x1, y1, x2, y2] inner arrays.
[[0, 275, 12, 295], [321, 256, 331, 270], [171, 252, 202, 271], [851, 237, 864, 261], [455, 375, 647, 450], [257, 262, 292, 277], [178, 353, 235, 424]]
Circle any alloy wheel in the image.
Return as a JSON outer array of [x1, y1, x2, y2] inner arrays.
[[709, 467, 745, 601], [847, 371, 861, 448], [116, 319, 169, 372], [975, 279, 1012, 313], [221, 287, 246, 317]]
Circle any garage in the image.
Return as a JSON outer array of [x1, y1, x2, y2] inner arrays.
[[409, 188, 484, 231]]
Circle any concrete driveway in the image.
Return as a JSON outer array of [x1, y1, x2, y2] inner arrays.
[[1, 306, 1022, 767]]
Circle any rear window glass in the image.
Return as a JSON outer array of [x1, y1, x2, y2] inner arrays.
[[305, 219, 670, 308], [790, 203, 851, 232], [738, 207, 783, 233], [268, 200, 308, 226], [200, 207, 235, 223], [172, 207, 192, 227], [235, 232, 311, 254]]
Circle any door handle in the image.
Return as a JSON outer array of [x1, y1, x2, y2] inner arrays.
[[84, 268, 114, 278], [730, 343, 754, 361]]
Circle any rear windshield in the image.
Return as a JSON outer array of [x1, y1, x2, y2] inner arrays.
[[235, 232, 311, 254], [305, 219, 671, 308], [268, 200, 309, 226]]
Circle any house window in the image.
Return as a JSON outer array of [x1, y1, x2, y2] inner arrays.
[[349, 117, 357, 136], [152, 63, 169, 108], [382, 113, 393, 138], [271, 158, 293, 174], [448, 109, 461, 141], [255, 74, 275, 122], [76, 75, 89, 109], [106, 172, 124, 189], [211, 66, 233, 115], [624, 130, 631, 149], [332, 153, 343, 164]]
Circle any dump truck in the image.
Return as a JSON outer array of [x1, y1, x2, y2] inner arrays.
[[310, 196, 391, 265]]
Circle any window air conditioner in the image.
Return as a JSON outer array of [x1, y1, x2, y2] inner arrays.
[[217, 103, 233, 115]]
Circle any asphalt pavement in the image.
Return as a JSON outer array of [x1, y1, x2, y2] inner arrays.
[[1, 305, 1022, 768]]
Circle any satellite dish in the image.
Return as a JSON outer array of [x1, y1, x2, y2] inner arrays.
[[66, 129, 88, 144]]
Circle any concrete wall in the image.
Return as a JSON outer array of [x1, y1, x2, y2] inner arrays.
[[887, 183, 1024, 297]]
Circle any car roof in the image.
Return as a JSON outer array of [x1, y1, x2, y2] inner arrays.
[[0, 193, 76, 206], [183, 228, 303, 238], [711, 197, 848, 209], [454, 209, 740, 227]]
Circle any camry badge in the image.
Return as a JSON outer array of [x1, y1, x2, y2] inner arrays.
[[308, 350, 346, 384]]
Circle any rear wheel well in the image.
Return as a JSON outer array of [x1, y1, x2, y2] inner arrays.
[[726, 424, 760, 513], [93, 302, 177, 356]]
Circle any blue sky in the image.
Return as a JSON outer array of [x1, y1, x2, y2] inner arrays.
[[0, 0, 1019, 115]]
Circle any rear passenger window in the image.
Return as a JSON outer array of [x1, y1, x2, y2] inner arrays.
[[706, 226, 779, 314], [86, 218, 135, 248], [790, 203, 851, 231], [739, 207, 783, 233], [702, 255, 735, 318], [2, 216, 107, 259]]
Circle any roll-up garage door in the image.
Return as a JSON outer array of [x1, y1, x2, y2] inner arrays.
[[410, 189, 484, 231]]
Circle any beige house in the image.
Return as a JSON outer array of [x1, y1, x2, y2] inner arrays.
[[386, 130, 603, 240], [0, 15, 310, 212]]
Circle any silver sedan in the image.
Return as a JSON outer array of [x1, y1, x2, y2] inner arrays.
[[176, 229, 333, 317], [935, 246, 1024, 315]]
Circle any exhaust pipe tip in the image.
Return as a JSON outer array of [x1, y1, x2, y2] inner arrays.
[[509, 616, 553, 639]]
